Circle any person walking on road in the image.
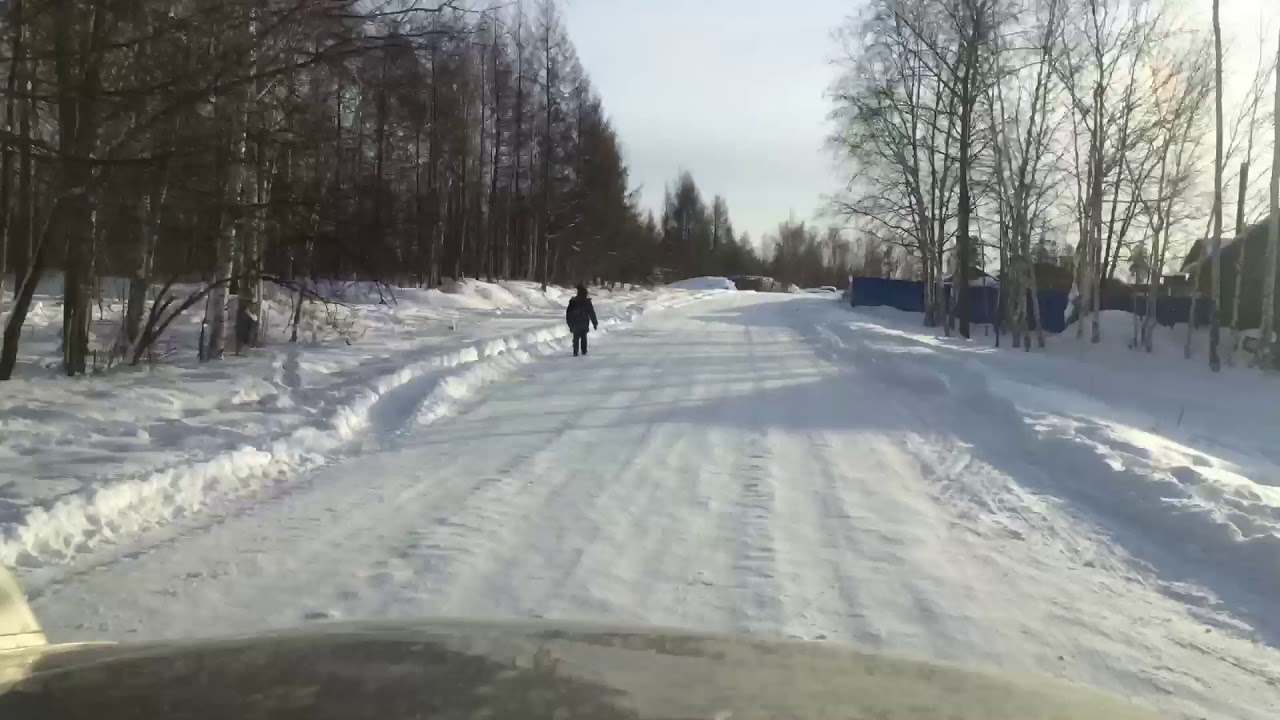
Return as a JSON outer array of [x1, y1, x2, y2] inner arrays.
[[566, 284, 599, 357]]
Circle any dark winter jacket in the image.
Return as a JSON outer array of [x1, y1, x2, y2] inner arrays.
[[566, 296, 598, 334]]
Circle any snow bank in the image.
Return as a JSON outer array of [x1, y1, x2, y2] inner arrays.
[[835, 303, 1280, 600], [1055, 309, 1225, 360], [0, 281, 720, 568], [667, 276, 737, 291], [1059, 310, 1146, 345], [1, 332, 556, 567], [1022, 413, 1280, 595]]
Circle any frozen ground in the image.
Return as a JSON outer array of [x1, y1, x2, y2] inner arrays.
[[7, 289, 1280, 719]]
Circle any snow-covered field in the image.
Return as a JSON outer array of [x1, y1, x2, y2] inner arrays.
[[5, 286, 1280, 719]]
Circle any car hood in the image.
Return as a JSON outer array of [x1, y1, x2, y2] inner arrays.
[[0, 617, 1161, 719]]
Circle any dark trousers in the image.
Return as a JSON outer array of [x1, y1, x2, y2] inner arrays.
[[572, 331, 588, 356]]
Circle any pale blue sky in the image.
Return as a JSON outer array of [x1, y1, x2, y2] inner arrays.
[[564, 0, 850, 243], [562, 0, 1277, 246]]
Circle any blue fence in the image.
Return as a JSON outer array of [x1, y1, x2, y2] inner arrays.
[[850, 277, 1212, 333], [848, 278, 925, 313]]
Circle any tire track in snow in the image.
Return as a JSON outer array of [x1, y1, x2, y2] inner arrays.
[[353, 414, 587, 617], [342, 306, 734, 620], [28, 332, 640, 632], [721, 325, 788, 635], [294, 352, 638, 621], [347, 360, 642, 619], [737, 330, 914, 649], [727, 429, 785, 634], [452, 313, 751, 629], [807, 432, 889, 648], [762, 423, 916, 651], [426, 358, 674, 620], [517, 319, 779, 632], [645, 423, 746, 630], [478, 408, 681, 622]]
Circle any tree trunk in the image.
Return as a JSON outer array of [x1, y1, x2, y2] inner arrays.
[[1186, 268, 1200, 359], [333, 78, 344, 280], [540, 17, 554, 293], [414, 123, 424, 285], [1143, 222, 1162, 353], [457, 81, 471, 281], [428, 40, 441, 287], [12, 62, 32, 295], [478, 34, 490, 281], [1027, 248, 1046, 349], [229, 1, 261, 353], [0, 0, 22, 301], [123, 180, 164, 354], [1089, 82, 1103, 345], [488, 21, 502, 282], [937, 245, 948, 336], [0, 199, 55, 380], [512, 6, 525, 281], [205, 121, 242, 362], [1143, 136, 1171, 354], [921, 249, 935, 327], [956, 57, 974, 338], [374, 51, 388, 268], [55, 0, 105, 377], [1262, 30, 1280, 368], [1209, 0, 1224, 372], [235, 151, 263, 351], [1229, 161, 1249, 362]]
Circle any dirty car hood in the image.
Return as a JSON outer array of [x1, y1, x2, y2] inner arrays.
[[0, 618, 1161, 719]]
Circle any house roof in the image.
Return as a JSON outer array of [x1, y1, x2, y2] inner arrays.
[[1180, 214, 1276, 274]]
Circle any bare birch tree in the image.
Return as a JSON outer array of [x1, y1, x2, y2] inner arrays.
[[1132, 40, 1212, 353], [988, 0, 1065, 350], [829, 0, 964, 329]]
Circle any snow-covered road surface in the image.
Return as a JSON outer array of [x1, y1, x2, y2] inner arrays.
[[22, 293, 1280, 720]]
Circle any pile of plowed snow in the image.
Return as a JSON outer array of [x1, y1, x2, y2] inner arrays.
[[667, 276, 737, 291], [838, 304, 1280, 601]]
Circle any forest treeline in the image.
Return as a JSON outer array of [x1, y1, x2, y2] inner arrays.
[[0, 1, 854, 379]]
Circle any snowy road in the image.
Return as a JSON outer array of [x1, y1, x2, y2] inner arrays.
[[24, 293, 1280, 719]]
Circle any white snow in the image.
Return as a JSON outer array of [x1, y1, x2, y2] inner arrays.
[[842, 304, 1280, 593], [0, 280, 717, 567], [7, 292, 1280, 720], [667, 276, 737, 291]]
